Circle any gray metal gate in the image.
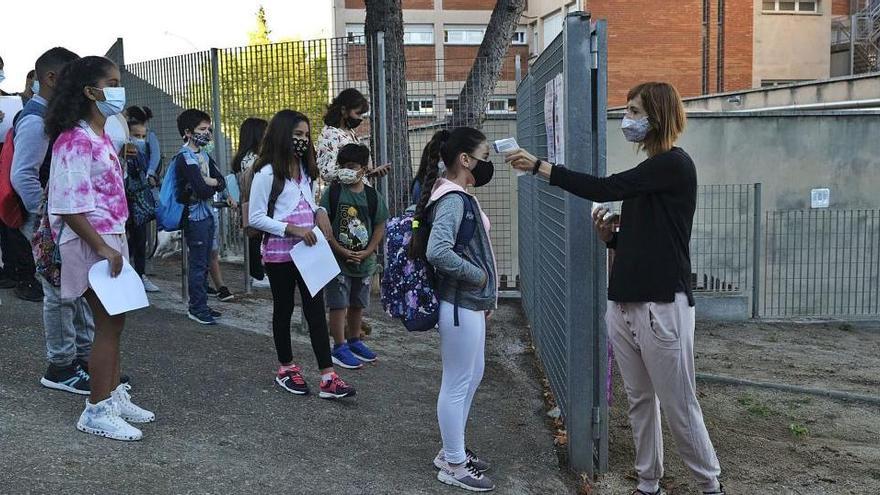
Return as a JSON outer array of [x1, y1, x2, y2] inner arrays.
[[516, 13, 609, 476]]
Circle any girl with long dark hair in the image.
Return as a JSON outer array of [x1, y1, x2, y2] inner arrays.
[[410, 127, 498, 492], [232, 117, 269, 287], [248, 110, 356, 399], [46, 56, 154, 441]]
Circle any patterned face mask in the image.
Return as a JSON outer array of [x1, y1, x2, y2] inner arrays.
[[190, 130, 212, 147], [292, 137, 310, 158], [337, 167, 362, 185], [621, 116, 651, 143]]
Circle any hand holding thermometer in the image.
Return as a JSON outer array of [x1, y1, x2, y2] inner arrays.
[[494, 138, 526, 176]]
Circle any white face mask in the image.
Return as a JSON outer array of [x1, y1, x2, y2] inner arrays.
[[621, 116, 651, 143], [337, 168, 362, 185]]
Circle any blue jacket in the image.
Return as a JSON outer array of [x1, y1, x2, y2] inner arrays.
[[174, 145, 225, 222]]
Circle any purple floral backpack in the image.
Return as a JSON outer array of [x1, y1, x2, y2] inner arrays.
[[381, 192, 477, 331]]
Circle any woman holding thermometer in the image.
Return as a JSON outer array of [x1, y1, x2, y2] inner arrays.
[[505, 82, 724, 495]]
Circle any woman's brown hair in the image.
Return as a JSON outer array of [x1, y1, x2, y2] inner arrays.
[[626, 82, 686, 157]]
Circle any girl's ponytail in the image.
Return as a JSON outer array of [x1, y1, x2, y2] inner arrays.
[[408, 132, 450, 260]]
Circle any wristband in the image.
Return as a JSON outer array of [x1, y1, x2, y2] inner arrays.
[[532, 159, 543, 175]]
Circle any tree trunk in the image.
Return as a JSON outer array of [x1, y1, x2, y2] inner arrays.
[[450, 0, 527, 129], [365, 0, 412, 214]]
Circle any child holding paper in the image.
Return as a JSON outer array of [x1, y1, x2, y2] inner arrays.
[[320, 144, 388, 368], [45, 56, 154, 441], [248, 109, 356, 400]]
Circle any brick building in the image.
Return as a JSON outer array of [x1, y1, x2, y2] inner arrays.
[[333, 0, 530, 123], [527, 0, 845, 106]]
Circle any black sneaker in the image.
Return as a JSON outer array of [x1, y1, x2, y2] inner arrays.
[[205, 286, 218, 296], [0, 272, 16, 289], [209, 308, 222, 318], [15, 280, 44, 302], [216, 286, 234, 302], [75, 358, 131, 385], [40, 363, 90, 395]]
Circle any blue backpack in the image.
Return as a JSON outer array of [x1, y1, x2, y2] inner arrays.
[[155, 153, 187, 232], [381, 191, 477, 331]]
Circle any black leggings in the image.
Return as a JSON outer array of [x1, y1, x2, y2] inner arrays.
[[127, 222, 148, 277], [248, 236, 265, 280], [264, 262, 332, 369]]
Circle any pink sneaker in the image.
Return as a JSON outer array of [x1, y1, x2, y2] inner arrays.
[[319, 373, 356, 399]]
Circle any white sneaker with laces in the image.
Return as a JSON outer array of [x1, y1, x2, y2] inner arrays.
[[76, 397, 143, 441], [251, 277, 271, 289], [111, 383, 155, 423], [141, 276, 161, 293], [437, 459, 495, 492]]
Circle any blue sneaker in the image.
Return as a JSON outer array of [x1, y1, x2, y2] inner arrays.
[[347, 338, 377, 363], [188, 311, 217, 326], [331, 343, 363, 369]]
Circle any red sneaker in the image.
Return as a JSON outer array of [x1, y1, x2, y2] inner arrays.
[[319, 373, 356, 399], [275, 365, 309, 395]]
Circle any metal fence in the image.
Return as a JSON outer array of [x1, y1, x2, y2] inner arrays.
[[110, 33, 525, 291], [762, 208, 880, 318], [516, 13, 609, 476], [379, 54, 523, 290]]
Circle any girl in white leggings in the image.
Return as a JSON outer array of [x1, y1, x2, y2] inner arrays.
[[409, 127, 498, 492]]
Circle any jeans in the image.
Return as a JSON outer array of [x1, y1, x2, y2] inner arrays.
[[185, 216, 214, 316], [40, 277, 94, 366], [127, 222, 148, 277]]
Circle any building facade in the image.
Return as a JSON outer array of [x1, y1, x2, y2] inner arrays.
[[333, 0, 530, 122], [526, 0, 848, 106]]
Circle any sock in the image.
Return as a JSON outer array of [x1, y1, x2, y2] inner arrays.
[[347, 337, 360, 344], [278, 363, 297, 375], [321, 372, 335, 383]]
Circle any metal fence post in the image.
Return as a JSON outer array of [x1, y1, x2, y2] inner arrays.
[[752, 183, 762, 318], [563, 11, 597, 476], [375, 32, 390, 208]]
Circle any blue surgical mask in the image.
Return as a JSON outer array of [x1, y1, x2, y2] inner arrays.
[[0, 70, 5, 84], [621, 116, 651, 143], [95, 87, 126, 118], [132, 137, 147, 155], [31, 80, 39, 94]]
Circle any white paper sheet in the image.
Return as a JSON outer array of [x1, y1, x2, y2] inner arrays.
[[544, 82, 556, 163], [0, 96, 24, 143], [290, 227, 341, 297], [88, 259, 150, 316], [553, 73, 565, 165]]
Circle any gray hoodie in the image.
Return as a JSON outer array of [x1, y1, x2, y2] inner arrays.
[[425, 179, 498, 312]]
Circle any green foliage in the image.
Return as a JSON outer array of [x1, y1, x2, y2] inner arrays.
[[789, 422, 810, 438], [185, 6, 330, 157], [737, 395, 775, 417]]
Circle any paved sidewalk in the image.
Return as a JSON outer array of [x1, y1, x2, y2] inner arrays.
[[0, 270, 574, 495]]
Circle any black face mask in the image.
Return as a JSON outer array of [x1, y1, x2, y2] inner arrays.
[[346, 117, 363, 129], [468, 156, 494, 187]]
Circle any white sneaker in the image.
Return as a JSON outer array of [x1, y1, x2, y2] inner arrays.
[[111, 383, 155, 423], [141, 276, 161, 293], [251, 277, 271, 289], [437, 459, 495, 492], [76, 397, 143, 441]]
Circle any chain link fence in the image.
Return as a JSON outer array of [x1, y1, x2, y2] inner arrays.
[[380, 54, 523, 290], [516, 13, 609, 476]]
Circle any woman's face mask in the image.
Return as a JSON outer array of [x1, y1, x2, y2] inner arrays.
[[190, 129, 212, 148], [132, 137, 147, 155], [621, 116, 650, 143]]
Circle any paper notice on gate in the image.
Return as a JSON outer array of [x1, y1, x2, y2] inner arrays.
[[290, 227, 341, 297]]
